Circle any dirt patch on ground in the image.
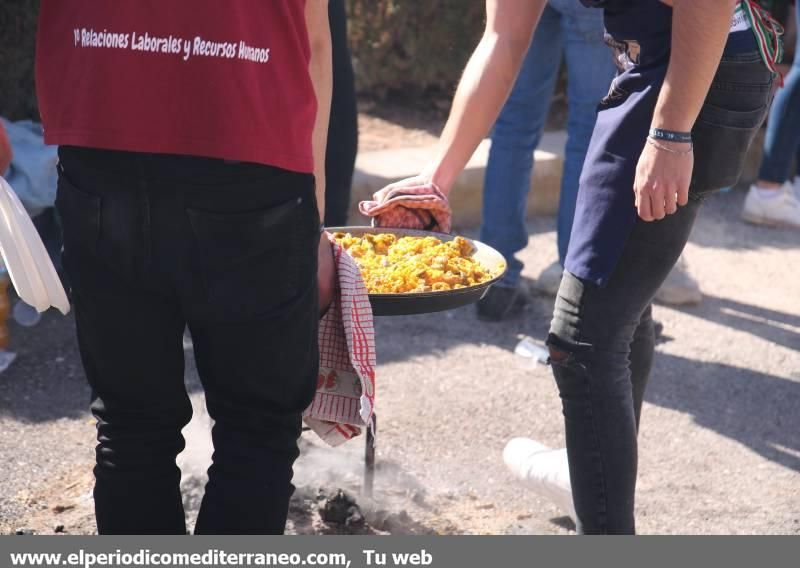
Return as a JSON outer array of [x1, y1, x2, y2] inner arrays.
[[357, 99, 444, 152], [0, 465, 94, 535]]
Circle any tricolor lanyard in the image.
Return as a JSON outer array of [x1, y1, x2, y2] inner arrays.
[[741, 0, 785, 83]]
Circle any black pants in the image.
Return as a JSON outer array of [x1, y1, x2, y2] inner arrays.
[[56, 147, 320, 534], [549, 201, 700, 534], [325, 0, 358, 227], [548, 51, 774, 534]]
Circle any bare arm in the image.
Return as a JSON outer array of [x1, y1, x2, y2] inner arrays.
[[306, 0, 332, 222], [634, 0, 738, 220], [654, 0, 737, 130], [373, 0, 545, 203], [426, 0, 546, 193], [306, 0, 335, 316]]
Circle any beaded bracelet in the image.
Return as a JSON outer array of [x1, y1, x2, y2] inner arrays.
[[649, 127, 692, 144]]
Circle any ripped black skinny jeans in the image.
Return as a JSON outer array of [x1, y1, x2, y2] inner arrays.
[[547, 199, 701, 534], [547, 47, 774, 535]]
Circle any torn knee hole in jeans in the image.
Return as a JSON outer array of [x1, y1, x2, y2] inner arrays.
[[546, 333, 592, 367], [548, 345, 569, 363]]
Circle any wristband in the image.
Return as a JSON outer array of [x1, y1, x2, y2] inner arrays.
[[649, 128, 692, 144]]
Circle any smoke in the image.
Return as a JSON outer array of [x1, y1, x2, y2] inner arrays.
[[177, 393, 213, 521], [176, 392, 431, 534], [177, 393, 372, 497]]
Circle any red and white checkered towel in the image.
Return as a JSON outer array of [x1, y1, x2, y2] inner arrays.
[[303, 238, 376, 446], [359, 183, 452, 234]]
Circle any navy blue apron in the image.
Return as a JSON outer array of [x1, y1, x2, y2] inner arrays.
[[565, 0, 760, 287]]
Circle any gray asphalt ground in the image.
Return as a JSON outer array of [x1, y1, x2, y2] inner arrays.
[[1, 189, 798, 534]]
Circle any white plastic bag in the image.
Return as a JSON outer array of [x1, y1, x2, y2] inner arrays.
[[0, 176, 69, 315]]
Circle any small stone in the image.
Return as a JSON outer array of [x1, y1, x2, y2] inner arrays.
[[345, 506, 365, 528], [370, 509, 390, 529], [54, 525, 65, 534], [15, 528, 35, 535], [320, 489, 359, 524]]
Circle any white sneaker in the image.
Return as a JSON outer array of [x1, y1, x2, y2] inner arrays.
[[654, 256, 702, 305], [741, 182, 800, 229], [532, 261, 563, 297], [503, 438, 576, 522]]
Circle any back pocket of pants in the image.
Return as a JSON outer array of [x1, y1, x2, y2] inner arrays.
[[690, 102, 769, 194], [187, 195, 313, 320], [689, 54, 774, 195]]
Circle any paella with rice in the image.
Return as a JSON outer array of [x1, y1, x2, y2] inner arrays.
[[331, 231, 502, 294]]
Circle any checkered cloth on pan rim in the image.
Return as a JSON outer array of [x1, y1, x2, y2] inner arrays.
[[359, 183, 452, 234], [303, 237, 376, 446]]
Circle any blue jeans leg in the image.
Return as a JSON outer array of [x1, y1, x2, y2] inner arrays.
[[757, 1, 800, 184], [558, 7, 615, 265], [480, 6, 562, 288]]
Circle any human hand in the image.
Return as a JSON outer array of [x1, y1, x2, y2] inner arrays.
[[318, 231, 335, 318], [362, 172, 452, 233], [371, 172, 443, 205], [633, 138, 693, 221]]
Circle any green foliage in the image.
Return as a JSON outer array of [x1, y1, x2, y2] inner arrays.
[[346, 0, 484, 98], [0, 0, 40, 120]]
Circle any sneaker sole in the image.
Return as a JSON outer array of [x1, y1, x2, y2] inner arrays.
[[741, 211, 800, 229]]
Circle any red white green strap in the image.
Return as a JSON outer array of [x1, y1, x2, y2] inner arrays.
[[741, 0, 785, 81]]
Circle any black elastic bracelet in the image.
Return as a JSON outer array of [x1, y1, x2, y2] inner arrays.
[[649, 127, 692, 144]]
